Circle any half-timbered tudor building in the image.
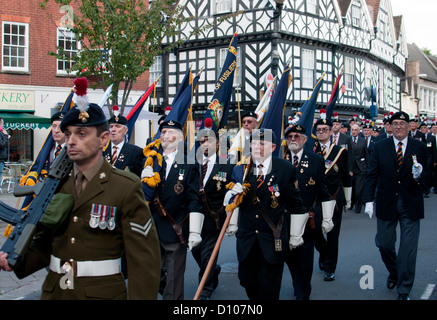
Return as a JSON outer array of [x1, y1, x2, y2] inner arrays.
[[150, 0, 407, 128]]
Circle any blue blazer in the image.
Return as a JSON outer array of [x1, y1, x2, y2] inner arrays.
[[364, 136, 429, 221]]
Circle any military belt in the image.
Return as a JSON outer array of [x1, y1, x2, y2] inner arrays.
[[153, 195, 188, 244], [49, 255, 121, 277]]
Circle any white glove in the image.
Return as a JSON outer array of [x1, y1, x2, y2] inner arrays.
[[412, 163, 423, 180], [226, 208, 239, 236], [343, 187, 352, 209], [141, 166, 154, 179], [289, 213, 309, 249], [365, 202, 374, 218], [321, 200, 336, 234], [188, 212, 204, 251], [223, 182, 244, 206]]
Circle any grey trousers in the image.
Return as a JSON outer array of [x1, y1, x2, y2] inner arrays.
[[375, 207, 420, 295], [160, 241, 187, 300]]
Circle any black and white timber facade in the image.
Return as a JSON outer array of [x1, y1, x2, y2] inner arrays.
[[148, 0, 407, 125]]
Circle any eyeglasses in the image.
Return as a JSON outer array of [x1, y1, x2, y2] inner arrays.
[[243, 120, 254, 124], [316, 128, 330, 133], [286, 134, 302, 140], [391, 122, 408, 128]]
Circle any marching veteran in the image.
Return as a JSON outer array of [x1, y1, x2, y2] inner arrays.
[[0, 79, 161, 300], [224, 128, 307, 300], [364, 111, 429, 300]]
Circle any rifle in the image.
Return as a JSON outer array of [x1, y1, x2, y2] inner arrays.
[[0, 146, 72, 268]]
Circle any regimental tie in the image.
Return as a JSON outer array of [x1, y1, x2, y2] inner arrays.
[[161, 155, 168, 181], [257, 164, 265, 188], [55, 144, 62, 159], [293, 155, 299, 167], [332, 135, 337, 145], [321, 145, 327, 157], [353, 137, 357, 147], [397, 142, 403, 167], [75, 171, 85, 196], [111, 146, 118, 164], [202, 160, 208, 179]]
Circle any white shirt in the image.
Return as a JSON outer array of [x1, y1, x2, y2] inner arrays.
[[320, 141, 331, 154], [291, 149, 304, 165], [201, 153, 216, 186], [393, 136, 408, 156], [332, 133, 340, 145], [163, 149, 178, 179], [254, 155, 272, 176], [111, 141, 125, 158]]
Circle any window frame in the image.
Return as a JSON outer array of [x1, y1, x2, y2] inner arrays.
[[2, 21, 29, 72], [149, 55, 162, 87], [344, 56, 355, 91], [302, 49, 315, 89], [56, 27, 80, 74]]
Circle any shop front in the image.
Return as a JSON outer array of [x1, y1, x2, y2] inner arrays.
[[0, 88, 51, 162]]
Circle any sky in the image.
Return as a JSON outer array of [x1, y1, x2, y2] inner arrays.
[[391, 0, 437, 55]]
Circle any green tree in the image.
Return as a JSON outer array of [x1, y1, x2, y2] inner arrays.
[[40, 0, 229, 116]]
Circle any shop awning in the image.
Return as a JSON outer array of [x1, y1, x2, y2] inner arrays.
[[0, 112, 51, 130]]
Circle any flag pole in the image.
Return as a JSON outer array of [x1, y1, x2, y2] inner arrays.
[[193, 158, 252, 300]]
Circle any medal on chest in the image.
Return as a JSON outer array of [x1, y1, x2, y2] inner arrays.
[[213, 171, 227, 191], [268, 184, 280, 209], [174, 169, 185, 194]]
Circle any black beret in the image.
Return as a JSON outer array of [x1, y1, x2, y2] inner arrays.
[[51, 111, 67, 123], [60, 103, 107, 132], [389, 111, 409, 124], [250, 128, 276, 144], [159, 120, 183, 132], [284, 124, 306, 137], [158, 115, 167, 124], [314, 118, 333, 129], [108, 114, 128, 126], [242, 111, 258, 120]]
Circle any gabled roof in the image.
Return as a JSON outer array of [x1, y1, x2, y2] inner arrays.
[[408, 43, 437, 83], [365, 0, 380, 26], [337, 0, 352, 16], [392, 15, 402, 40]]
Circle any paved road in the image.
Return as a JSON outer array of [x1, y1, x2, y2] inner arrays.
[[1, 191, 436, 301]]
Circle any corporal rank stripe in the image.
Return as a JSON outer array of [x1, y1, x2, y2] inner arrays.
[[130, 219, 152, 238]]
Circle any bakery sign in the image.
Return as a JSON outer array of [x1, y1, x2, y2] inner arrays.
[[0, 89, 35, 111]]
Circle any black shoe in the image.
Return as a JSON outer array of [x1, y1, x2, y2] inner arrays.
[[386, 276, 397, 289], [424, 194, 430, 198], [398, 293, 410, 300], [212, 265, 221, 291], [324, 272, 335, 281]]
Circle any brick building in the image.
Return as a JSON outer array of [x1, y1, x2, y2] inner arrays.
[[0, 1, 152, 163]]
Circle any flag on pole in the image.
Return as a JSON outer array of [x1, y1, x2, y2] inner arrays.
[[326, 69, 343, 120], [228, 76, 276, 162], [198, 34, 238, 133], [299, 74, 326, 150], [19, 88, 75, 208], [259, 64, 292, 157], [141, 70, 202, 202], [124, 76, 162, 142], [98, 83, 114, 108]]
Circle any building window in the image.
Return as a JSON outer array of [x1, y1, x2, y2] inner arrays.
[[214, 0, 232, 14], [57, 27, 79, 74], [149, 55, 162, 86], [219, 46, 241, 87], [2, 21, 28, 71], [351, 5, 361, 27], [302, 49, 315, 88], [344, 57, 354, 90], [307, 0, 318, 15]]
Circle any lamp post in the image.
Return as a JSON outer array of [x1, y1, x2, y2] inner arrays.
[[271, 50, 280, 77]]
